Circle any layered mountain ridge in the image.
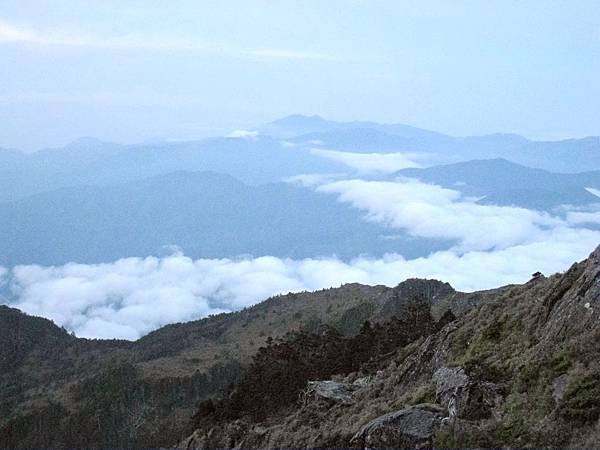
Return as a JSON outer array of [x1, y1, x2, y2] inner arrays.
[[0, 170, 449, 266]]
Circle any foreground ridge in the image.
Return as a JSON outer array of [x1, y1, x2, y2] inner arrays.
[[178, 245, 600, 449], [1, 247, 599, 448]]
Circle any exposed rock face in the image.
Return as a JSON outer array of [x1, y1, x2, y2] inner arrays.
[[541, 244, 600, 342], [303, 380, 354, 405], [553, 374, 570, 404], [379, 279, 455, 319], [433, 366, 502, 420], [433, 366, 469, 419], [350, 403, 446, 449]]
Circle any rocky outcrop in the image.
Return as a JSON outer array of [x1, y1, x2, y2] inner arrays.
[[433, 366, 469, 419], [302, 380, 354, 405], [433, 366, 502, 420], [552, 373, 570, 404], [379, 279, 455, 320], [350, 403, 446, 449], [540, 244, 600, 342]]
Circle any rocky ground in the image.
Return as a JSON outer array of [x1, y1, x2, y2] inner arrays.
[[178, 245, 600, 449], [1, 277, 475, 448]]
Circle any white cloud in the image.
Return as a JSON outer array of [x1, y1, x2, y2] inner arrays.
[[284, 173, 346, 188], [586, 187, 600, 198], [0, 20, 334, 61], [310, 149, 422, 174], [566, 210, 600, 225], [0, 266, 7, 286], [0, 21, 37, 42], [317, 178, 566, 252], [227, 129, 259, 139], [0, 20, 137, 48], [0, 90, 208, 108], [4, 235, 598, 340]]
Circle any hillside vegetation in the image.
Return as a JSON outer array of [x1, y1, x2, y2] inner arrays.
[[0, 279, 477, 448], [179, 245, 600, 449]]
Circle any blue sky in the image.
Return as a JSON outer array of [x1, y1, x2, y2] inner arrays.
[[1, 0, 599, 149]]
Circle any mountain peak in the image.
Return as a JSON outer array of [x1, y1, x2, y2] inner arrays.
[[272, 114, 327, 125]]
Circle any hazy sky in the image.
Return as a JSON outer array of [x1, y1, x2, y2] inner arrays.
[[1, 0, 599, 150]]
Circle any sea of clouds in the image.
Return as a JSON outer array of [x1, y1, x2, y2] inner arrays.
[[3, 173, 599, 340]]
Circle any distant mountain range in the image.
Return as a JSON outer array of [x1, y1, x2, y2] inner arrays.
[[256, 114, 448, 141], [396, 159, 600, 210], [3, 159, 598, 266], [0, 114, 599, 266], [1, 115, 599, 204], [0, 135, 345, 203], [258, 115, 600, 173]]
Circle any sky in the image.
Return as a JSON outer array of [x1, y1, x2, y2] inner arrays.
[[1, 0, 599, 150], [2, 1, 600, 339]]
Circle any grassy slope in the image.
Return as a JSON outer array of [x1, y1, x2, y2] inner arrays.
[[1, 279, 470, 448], [180, 246, 600, 448]]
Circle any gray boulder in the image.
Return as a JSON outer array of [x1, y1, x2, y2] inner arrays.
[[433, 366, 470, 418], [433, 366, 502, 420], [352, 375, 374, 389], [351, 403, 445, 449], [303, 380, 354, 405], [552, 374, 570, 404]]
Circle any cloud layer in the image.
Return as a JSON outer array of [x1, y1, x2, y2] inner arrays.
[[317, 178, 578, 252], [5, 237, 597, 340], [310, 149, 422, 173], [0, 20, 332, 61], [3, 176, 599, 340]]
